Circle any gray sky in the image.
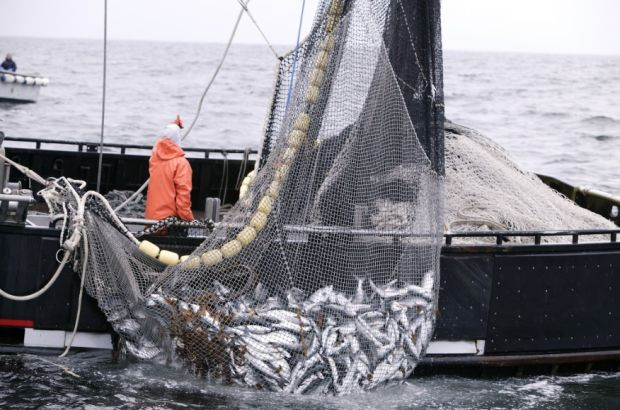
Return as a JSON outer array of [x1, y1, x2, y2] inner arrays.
[[1, 0, 619, 55]]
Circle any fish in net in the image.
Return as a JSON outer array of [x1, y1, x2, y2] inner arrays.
[[40, 0, 444, 394]]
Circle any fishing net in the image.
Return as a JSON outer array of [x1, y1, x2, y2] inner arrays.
[[40, 0, 445, 395], [444, 121, 616, 242]]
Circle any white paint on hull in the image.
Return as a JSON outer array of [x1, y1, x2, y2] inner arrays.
[[426, 340, 484, 355], [24, 328, 113, 350], [0, 81, 41, 102]]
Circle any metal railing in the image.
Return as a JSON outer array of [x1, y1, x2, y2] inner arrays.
[[444, 228, 620, 246], [3, 136, 258, 159]]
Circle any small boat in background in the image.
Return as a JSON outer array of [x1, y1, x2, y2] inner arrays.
[[0, 72, 49, 103]]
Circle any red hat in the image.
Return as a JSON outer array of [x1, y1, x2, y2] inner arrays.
[[174, 115, 184, 129]]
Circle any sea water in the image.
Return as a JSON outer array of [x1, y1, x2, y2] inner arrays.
[[1, 37, 620, 408], [1, 38, 619, 193]]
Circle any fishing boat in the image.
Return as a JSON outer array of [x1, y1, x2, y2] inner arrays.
[[1, 128, 620, 376], [0, 72, 49, 103], [0, 0, 619, 390]]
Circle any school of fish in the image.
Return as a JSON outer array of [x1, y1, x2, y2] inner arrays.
[[126, 271, 436, 395]]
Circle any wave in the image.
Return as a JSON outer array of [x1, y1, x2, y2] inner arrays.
[[581, 115, 620, 126], [582, 133, 620, 142], [524, 109, 569, 118]]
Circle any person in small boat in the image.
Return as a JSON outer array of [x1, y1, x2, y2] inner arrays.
[[1, 54, 16, 72], [144, 116, 194, 221]]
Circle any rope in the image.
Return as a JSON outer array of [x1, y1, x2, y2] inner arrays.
[[113, 178, 149, 213], [447, 206, 508, 232], [235, 147, 251, 189], [59, 228, 88, 357], [236, 0, 281, 60], [285, 0, 307, 108], [113, 0, 251, 214], [25, 355, 80, 378], [182, 0, 249, 141], [0, 151, 48, 186], [96, 0, 108, 193], [0, 252, 71, 301]]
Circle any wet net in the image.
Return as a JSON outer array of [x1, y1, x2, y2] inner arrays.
[[41, 0, 445, 395]]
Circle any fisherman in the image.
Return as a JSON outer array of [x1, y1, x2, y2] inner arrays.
[[144, 116, 194, 221], [1, 54, 16, 72]]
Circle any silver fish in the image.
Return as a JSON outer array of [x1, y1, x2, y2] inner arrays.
[[370, 351, 405, 389], [337, 322, 357, 336], [286, 288, 305, 307], [346, 334, 360, 354], [325, 337, 349, 357], [308, 286, 333, 304], [421, 270, 434, 292], [124, 339, 160, 360], [252, 330, 302, 352], [200, 309, 220, 330], [253, 282, 268, 303], [355, 317, 382, 348], [212, 280, 231, 298], [272, 320, 311, 335], [117, 318, 140, 334], [403, 331, 420, 359], [353, 277, 365, 304], [327, 356, 339, 385], [246, 352, 284, 383], [295, 371, 324, 394], [321, 325, 335, 348], [398, 295, 430, 309], [336, 352, 362, 395], [369, 279, 431, 301], [230, 324, 272, 335], [324, 302, 372, 317], [259, 309, 310, 326]]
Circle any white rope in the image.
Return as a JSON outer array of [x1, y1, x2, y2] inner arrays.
[[59, 230, 88, 357], [0, 251, 71, 301], [0, 151, 48, 186], [113, 178, 149, 213], [26, 355, 80, 378]]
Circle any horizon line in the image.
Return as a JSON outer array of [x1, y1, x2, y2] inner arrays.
[[1, 34, 619, 58]]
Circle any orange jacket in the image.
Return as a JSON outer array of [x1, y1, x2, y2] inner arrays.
[[145, 138, 194, 221]]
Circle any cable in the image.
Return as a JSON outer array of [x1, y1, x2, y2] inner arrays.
[[112, 0, 251, 214], [182, 0, 249, 142], [96, 0, 108, 193], [236, 0, 281, 60], [285, 0, 307, 108]]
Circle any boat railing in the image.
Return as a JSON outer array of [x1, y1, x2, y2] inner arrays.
[[445, 228, 620, 246], [2, 136, 259, 159]]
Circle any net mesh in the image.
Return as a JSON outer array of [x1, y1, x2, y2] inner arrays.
[[41, 0, 445, 395], [444, 122, 616, 242]]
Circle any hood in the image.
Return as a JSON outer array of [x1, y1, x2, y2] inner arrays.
[[152, 138, 186, 161]]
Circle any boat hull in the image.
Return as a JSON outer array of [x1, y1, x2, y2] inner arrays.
[[0, 81, 41, 103], [2, 223, 620, 374]]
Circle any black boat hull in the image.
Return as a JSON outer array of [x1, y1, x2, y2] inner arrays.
[[2, 223, 620, 374]]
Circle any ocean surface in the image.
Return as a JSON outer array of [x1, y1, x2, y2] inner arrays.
[[1, 37, 620, 408]]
